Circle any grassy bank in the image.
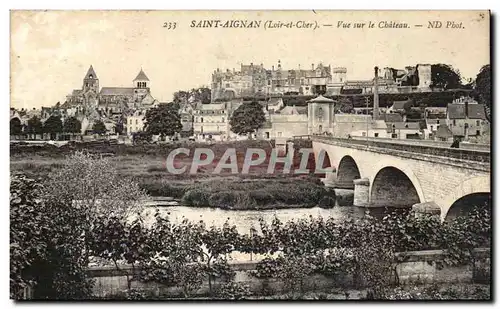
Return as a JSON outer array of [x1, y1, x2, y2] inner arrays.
[[180, 177, 335, 210]]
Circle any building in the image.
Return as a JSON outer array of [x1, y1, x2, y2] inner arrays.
[[126, 109, 147, 136], [192, 102, 229, 141], [446, 97, 488, 139], [263, 105, 308, 139], [65, 66, 156, 117], [386, 122, 422, 139], [326, 64, 432, 96], [211, 61, 332, 101]]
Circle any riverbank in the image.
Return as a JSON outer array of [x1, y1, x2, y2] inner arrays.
[[10, 139, 336, 210]]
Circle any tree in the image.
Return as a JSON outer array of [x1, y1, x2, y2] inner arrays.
[[144, 104, 182, 138], [26, 116, 43, 139], [229, 101, 266, 138], [63, 116, 81, 135], [474, 64, 491, 121], [43, 115, 63, 140], [10, 173, 94, 300], [92, 120, 107, 135], [337, 97, 354, 114], [114, 118, 124, 135], [10, 117, 22, 136], [431, 64, 462, 90]]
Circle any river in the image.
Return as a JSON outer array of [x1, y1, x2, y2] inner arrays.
[[134, 200, 388, 262]]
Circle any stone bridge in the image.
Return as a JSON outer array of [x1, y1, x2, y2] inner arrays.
[[311, 136, 491, 221]]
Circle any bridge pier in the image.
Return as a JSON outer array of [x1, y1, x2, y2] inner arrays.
[[353, 178, 370, 207]]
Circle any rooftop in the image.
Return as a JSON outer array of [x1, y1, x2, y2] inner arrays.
[[100, 87, 135, 96], [447, 103, 486, 119]]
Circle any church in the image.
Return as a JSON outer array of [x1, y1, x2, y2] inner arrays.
[[65, 65, 157, 113]]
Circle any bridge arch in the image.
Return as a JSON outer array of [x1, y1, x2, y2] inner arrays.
[[336, 155, 361, 189], [370, 166, 423, 208], [440, 176, 490, 221]]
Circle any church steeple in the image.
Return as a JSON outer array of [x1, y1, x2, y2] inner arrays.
[[134, 68, 150, 89], [83, 65, 99, 93], [85, 65, 98, 80]]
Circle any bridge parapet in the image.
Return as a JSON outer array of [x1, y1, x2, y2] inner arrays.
[[313, 136, 490, 165]]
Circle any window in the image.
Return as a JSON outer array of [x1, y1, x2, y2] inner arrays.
[[430, 125, 433, 131], [265, 132, 270, 139], [374, 133, 379, 137], [476, 130, 481, 136], [222, 117, 224, 122], [319, 125, 323, 132], [453, 119, 456, 126], [437, 119, 440, 124], [405, 124, 408, 128], [391, 133, 397, 138], [476, 120, 480, 126], [201, 117, 204, 123], [135, 120, 138, 125], [278, 132, 282, 137], [362, 132, 366, 137]]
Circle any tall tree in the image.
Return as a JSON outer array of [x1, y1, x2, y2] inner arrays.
[[474, 64, 491, 121], [144, 103, 182, 138], [92, 120, 107, 135], [26, 116, 43, 139], [43, 115, 63, 140], [229, 101, 266, 138], [10, 118, 22, 136], [431, 64, 462, 90], [63, 116, 82, 135]]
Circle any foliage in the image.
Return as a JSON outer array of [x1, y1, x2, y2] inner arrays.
[[132, 131, 152, 144], [10, 117, 23, 135], [92, 120, 107, 135], [144, 103, 182, 138], [173, 87, 211, 104], [88, 215, 150, 289], [43, 115, 63, 135], [431, 64, 463, 90], [26, 115, 43, 136], [114, 118, 124, 135], [43, 151, 146, 222], [10, 173, 94, 300], [181, 179, 327, 210], [229, 101, 266, 136], [337, 97, 354, 114], [215, 282, 252, 300], [63, 116, 82, 134], [474, 64, 491, 121]]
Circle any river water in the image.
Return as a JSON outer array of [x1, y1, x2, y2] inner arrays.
[[140, 204, 367, 235], [139, 203, 366, 262]]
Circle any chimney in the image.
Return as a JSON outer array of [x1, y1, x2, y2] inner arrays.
[[272, 65, 275, 71], [250, 62, 253, 67], [298, 64, 301, 70], [312, 64, 315, 70], [373, 66, 380, 120]]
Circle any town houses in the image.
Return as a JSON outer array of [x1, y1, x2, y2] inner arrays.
[[10, 62, 489, 144]]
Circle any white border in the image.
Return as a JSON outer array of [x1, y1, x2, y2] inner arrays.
[[3, 1, 499, 308]]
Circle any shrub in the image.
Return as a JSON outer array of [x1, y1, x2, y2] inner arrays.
[[215, 282, 252, 300]]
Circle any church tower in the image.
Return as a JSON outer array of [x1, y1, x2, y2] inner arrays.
[[83, 65, 99, 94], [133, 68, 150, 103]]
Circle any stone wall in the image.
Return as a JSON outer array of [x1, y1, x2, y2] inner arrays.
[[87, 248, 490, 298]]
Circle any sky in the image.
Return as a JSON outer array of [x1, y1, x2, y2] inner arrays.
[[10, 10, 490, 109]]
